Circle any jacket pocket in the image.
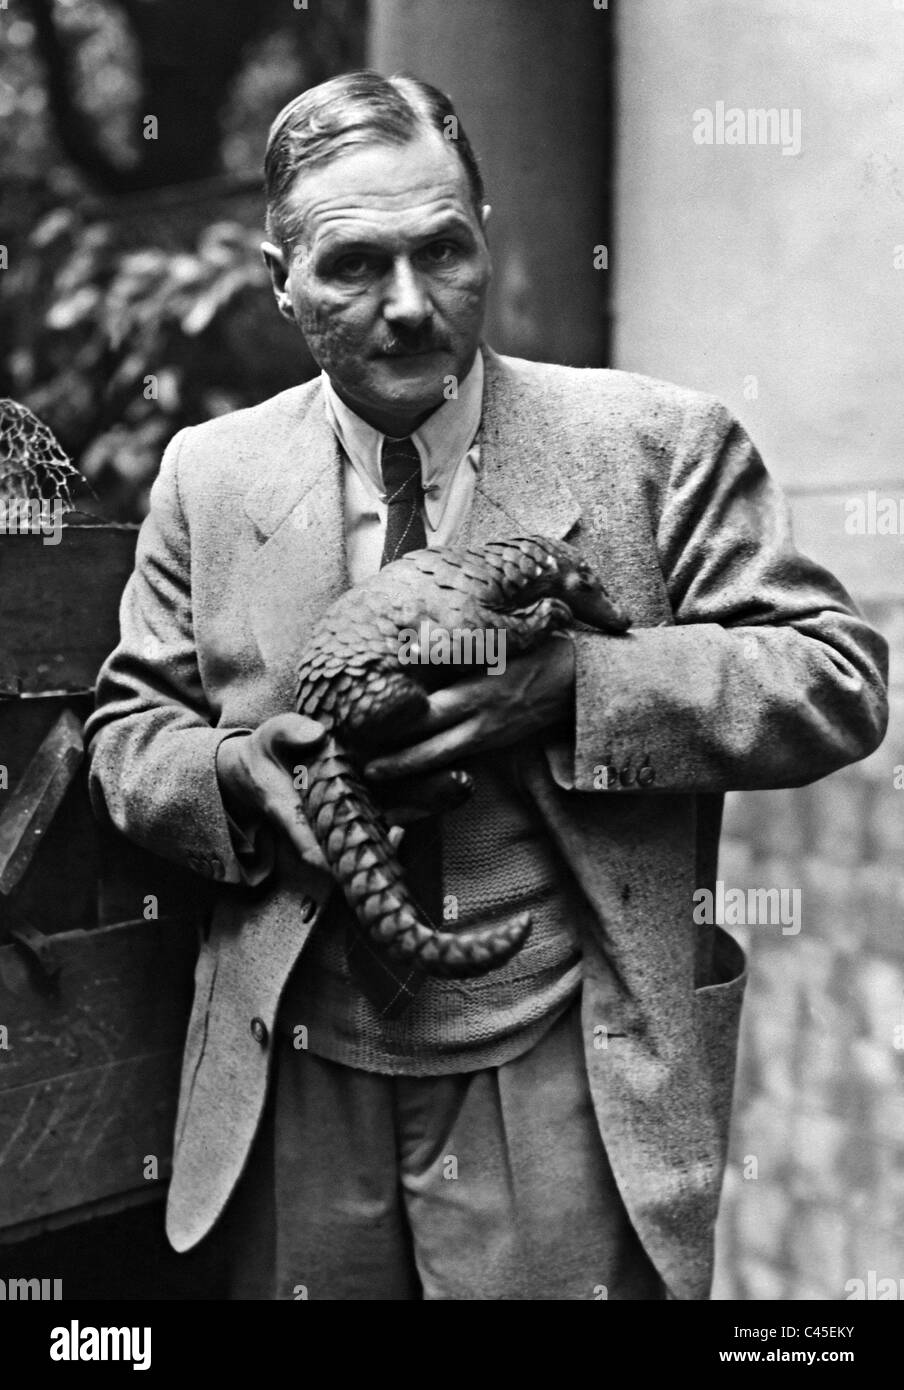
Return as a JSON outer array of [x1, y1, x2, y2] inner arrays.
[[694, 926, 748, 1137]]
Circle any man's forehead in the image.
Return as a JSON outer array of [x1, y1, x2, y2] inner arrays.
[[284, 133, 476, 240], [308, 202, 475, 258]]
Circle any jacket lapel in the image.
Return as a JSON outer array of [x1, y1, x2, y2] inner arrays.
[[468, 346, 583, 544], [243, 382, 347, 677]]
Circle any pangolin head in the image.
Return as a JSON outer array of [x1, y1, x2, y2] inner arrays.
[[538, 538, 631, 633]]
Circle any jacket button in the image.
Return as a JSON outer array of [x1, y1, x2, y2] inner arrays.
[[210, 855, 225, 881], [250, 1017, 269, 1046], [637, 764, 656, 787], [300, 897, 317, 924], [619, 765, 635, 787]]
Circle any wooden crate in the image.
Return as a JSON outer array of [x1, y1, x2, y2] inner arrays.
[[0, 516, 203, 1242]]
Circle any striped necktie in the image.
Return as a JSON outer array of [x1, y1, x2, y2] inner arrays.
[[343, 435, 440, 1016], [380, 435, 427, 564]]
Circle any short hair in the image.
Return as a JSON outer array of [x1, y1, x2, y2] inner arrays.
[[264, 70, 485, 252]]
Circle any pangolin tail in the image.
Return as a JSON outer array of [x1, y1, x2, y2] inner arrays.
[[300, 735, 532, 979]]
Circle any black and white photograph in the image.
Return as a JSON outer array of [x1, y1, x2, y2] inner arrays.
[[0, 0, 900, 1352]]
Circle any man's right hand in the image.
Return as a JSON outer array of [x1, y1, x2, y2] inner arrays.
[[215, 713, 474, 877], [216, 714, 331, 873]]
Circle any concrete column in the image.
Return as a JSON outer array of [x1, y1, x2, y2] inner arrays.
[[368, 0, 613, 366]]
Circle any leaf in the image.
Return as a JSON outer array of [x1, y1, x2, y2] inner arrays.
[[30, 207, 77, 250], [180, 266, 255, 335], [167, 253, 205, 287], [119, 251, 169, 279], [108, 352, 147, 391], [155, 367, 181, 413], [46, 286, 101, 331], [203, 390, 241, 418], [197, 221, 254, 266]]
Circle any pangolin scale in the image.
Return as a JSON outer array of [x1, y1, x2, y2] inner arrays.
[[295, 536, 630, 979]]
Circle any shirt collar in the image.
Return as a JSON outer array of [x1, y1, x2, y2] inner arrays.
[[321, 351, 484, 525]]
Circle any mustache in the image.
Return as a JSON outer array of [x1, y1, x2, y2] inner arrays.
[[377, 330, 452, 356]]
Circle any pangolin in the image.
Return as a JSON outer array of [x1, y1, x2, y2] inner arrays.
[[294, 536, 631, 980]]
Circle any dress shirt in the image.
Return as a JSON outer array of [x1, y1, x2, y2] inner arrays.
[[321, 351, 484, 583]]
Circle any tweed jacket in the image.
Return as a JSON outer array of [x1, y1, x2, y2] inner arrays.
[[85, 346, 888, 1300]]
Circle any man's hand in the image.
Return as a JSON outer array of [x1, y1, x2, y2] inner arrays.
[[363, 636, 576, 782], [216, 713, 475, 875], [216, 714, 331, 872]]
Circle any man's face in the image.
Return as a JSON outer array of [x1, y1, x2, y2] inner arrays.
[[262, 131, 492, 431]]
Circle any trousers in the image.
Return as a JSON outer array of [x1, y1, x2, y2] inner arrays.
[[225, 995, 664, 1300]]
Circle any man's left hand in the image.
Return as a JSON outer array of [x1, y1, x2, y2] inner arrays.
[[363, 636, 576, 781]]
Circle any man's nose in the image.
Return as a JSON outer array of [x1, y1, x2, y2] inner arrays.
[[383, 258, 432, 329]]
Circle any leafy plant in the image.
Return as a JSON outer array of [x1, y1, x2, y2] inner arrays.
[[4, 206, 310, 518]]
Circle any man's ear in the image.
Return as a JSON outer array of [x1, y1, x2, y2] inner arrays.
[[261, 241, 294, 321]]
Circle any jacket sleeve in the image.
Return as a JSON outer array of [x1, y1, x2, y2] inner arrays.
[[549, 398, 889, 794], [85, 429, 274, 886]]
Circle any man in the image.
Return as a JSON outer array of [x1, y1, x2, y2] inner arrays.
[[85, 71, 888, 1301]]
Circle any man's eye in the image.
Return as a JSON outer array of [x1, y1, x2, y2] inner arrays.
[[332, 254, 375, 280], [418, 241, 458, 267]]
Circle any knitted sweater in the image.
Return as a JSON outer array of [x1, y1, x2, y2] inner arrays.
[[278, 747, 590, 1074]]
